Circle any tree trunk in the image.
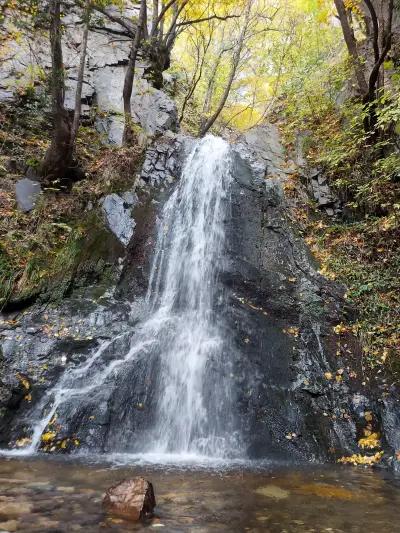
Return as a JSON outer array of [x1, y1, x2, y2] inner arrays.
[[364, 0, 394, 104], [151, 0, 159, 37], [158, 1, 165, 42], [333, 0, 368, 96], [199, 41, 225, 132], [122, 0, 147, 145], [70, 0, 91, 149], [40, 0, 72, 185], [199, 0, 252, 137]]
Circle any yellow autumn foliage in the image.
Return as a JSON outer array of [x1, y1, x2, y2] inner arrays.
[[333, 323, 349, 335], [15, 437, 32, 448], [41, 431, 56, 442], [338, 451, 384, 466], [358, 433, 380, 450]]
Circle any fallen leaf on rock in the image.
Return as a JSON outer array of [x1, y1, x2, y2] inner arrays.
[[333, 323, 349, 335], [15, 437, 32, 448], [284, 327, 299, 337], [358, 433, 380, 449], [16, 374, 30, 390], [338, 451, 383, 466], [41, 431, 56, 442]]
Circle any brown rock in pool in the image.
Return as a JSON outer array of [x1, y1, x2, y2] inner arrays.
[[103, 478, 156, 521]]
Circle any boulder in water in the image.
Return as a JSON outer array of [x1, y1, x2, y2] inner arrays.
[[102, 478, 156, 521]]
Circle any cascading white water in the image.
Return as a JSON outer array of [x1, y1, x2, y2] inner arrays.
[[144, 135, 234, 456], [7, 135, 240, 461]]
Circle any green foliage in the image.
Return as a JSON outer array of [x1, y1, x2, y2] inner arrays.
[[0, 91, 142, 309], [265, 2, 400, 379], [306, 216, 400, 378]]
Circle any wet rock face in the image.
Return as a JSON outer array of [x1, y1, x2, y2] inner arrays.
[[223, 150, 368, 461], [103, 478, 156, 521], [223, 132, 398, 464], [140, 132, 191, 186], [0, 292, 136, 447]]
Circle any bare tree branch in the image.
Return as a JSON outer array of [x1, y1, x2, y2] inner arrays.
[[176, 13, 240, 27]]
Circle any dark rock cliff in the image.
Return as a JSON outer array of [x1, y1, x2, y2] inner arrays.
[[0, 123, 399, 469]]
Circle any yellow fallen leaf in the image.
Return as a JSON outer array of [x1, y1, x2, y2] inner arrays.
[[358, 433, 380, 450], [338, 451, 383, 466], [324, 372, 333, 380], [41, 431, 56, 442], [16, 373, 30, 390], [284, 327, 299, 337], [333, 323, 348, 335], [15, 437, 32, 448]]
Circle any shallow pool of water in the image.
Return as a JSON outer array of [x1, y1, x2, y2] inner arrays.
[[0, 456, 399, 532]]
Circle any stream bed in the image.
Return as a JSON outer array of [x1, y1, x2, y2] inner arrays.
[[0, 456, 399, 532]]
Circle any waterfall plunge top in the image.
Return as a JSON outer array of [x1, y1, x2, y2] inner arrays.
[[147, 135, 232, 312]]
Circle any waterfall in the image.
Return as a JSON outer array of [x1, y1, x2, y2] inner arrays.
[[144, 135, 236, 456], [9, 135, 241, 461]]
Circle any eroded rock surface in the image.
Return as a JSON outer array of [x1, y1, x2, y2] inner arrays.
[[225, 141, 365, 461], [101, 193, 137, 247], [140, 131, 190, 186], [1, 12, 177, 145]]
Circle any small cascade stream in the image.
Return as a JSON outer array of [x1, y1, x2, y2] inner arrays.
[[11, 136, 241, 462]]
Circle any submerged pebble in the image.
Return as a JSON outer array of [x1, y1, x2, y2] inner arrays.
[[255, 485, 290, 500]]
